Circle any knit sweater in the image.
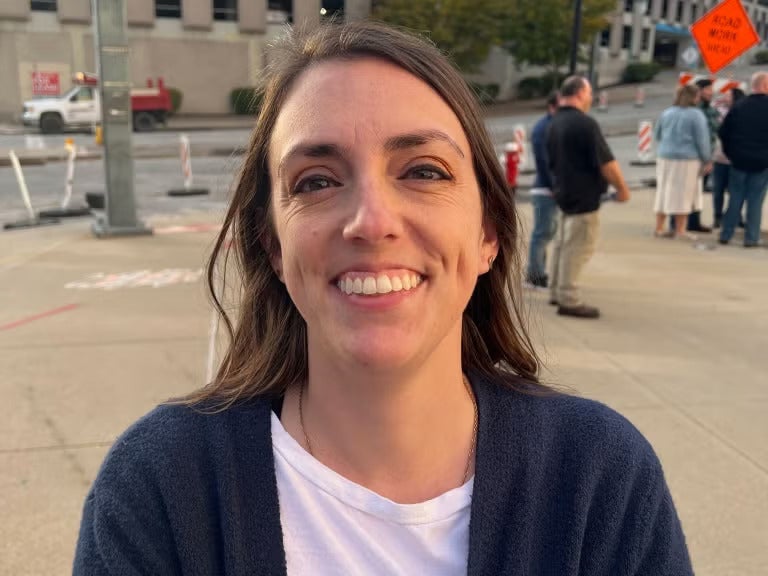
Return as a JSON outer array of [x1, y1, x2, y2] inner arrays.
[[73, 375, 693, 575]]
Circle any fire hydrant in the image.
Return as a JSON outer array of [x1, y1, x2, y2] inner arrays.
[[504, 142, 520, 192]]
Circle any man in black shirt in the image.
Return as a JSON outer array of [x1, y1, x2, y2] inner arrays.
[[547, 76, 630, 319], [718, 71, 768, 247]]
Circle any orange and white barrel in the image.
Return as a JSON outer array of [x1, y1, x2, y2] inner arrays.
[[638, 121, 653, 163], [179, 134, 193, 190], [598, 90, 609, 112], [513, 124, 529, 171]]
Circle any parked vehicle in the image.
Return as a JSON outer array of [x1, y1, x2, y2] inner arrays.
[[21, 72, 172, 133]]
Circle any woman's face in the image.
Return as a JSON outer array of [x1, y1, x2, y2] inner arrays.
[[268, 58, 497, 371]]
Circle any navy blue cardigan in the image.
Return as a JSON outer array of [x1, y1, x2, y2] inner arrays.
[[74, 375, 693, 575]]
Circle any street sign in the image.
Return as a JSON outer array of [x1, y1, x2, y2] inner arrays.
[[681, 45, 700, 67], [690, 0, 760, 74]]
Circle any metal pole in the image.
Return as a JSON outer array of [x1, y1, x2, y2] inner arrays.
[[569, 0, 584, 75], [90, 0, 151, 238]]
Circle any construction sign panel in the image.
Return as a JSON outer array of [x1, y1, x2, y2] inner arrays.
[[690, 0, 760, 74]]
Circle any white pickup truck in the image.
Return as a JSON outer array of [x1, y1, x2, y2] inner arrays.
[[21, 74, 172, 133]]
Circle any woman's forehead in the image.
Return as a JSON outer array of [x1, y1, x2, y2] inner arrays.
[[268, 58, 470, 160]]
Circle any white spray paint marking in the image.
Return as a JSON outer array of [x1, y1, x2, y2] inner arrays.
[[65, 268, 203, 290]]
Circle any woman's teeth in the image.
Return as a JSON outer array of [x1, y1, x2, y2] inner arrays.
[[337, 273, 423, 295]]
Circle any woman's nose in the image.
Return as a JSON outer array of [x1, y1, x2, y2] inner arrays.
[[342, 178, 403, 243]]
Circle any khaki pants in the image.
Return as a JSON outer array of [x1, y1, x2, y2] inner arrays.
[[550, 210, 600, 307]]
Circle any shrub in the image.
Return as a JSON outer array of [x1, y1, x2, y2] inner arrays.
[[168, 88, 183, 115], [517, 72, 566, 100], [468, 82, 500, 104], [753, 50, 768, 65], [517, 76, 542, 100], [539, 71, 567, 93], [621, 62, 662, 84], [230, 87, 262, 115]]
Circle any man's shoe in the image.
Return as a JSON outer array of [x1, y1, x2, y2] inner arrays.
[[718, 238, 729, 245], [524, 275, 548, 290], [557, 304, 600, 319], [744, 242, 759, 248], [688, 225, 712, 233], [549, 299, 559, 306]]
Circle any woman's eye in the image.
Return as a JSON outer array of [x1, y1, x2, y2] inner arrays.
[[404, 165, 450, 180], [292, 176, 339, 194]]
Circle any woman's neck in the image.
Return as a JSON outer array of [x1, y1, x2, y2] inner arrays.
[[280, 358, 477, 504]]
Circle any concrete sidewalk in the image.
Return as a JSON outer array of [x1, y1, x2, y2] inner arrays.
[[1, 193, 767, 574]]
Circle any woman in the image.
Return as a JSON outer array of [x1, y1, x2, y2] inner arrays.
[[712, 87, 746, 229], [653, 84, 712, 239], [74, 22, 692, 575]]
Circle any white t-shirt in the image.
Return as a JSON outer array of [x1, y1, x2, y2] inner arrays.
[[271, 412, 474, 575]]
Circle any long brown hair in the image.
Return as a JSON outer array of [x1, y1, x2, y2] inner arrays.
[[184, 20, 545, 407]]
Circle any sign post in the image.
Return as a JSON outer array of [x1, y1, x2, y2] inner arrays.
[[90, 0, 151, 238], [690, 0, 760, 74]]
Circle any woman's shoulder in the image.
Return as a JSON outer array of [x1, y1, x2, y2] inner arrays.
[[96, 399, 274, 488], [479, 375, 657, 468]]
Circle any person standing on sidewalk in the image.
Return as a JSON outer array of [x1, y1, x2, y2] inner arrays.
[[547, 76, 630, 319], [653, 84, 712, 240], [688, 78, 719, 232], [718, 71, 768, 247], [73, 22, 693, 576], [525, 91, 559, 289], [712, 88, 746, 229]]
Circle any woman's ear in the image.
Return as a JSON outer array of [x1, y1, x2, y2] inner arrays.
[[262, 230, 285, 283], [480, 218, 500, 275]]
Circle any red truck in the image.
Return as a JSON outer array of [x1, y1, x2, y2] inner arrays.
[[22, 72, 173, 133]]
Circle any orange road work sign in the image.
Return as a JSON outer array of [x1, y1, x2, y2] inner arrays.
[[690, 0, 760, 74]]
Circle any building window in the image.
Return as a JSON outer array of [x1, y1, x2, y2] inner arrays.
[[641, 28, 651, 51], [675, 0, 684, 23], [214, 0, 238, 21], [622, 25, 632, 49], [322, 0, 344, 18], [599, 28, 611, 47], [156, 0, 181, 18], [624, 0, 634, 12], [691, 3, 698, 21], [31, 0, 57, 10], [661, 0, 669, 19]]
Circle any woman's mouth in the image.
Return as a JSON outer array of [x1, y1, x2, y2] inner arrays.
[[335, 271, 424, 296]]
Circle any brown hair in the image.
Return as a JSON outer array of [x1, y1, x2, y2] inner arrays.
[[184, 20, 545, 408], [675, 84, 699, 107]]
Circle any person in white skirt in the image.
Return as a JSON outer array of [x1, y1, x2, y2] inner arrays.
[[653, 84, 713, 239]]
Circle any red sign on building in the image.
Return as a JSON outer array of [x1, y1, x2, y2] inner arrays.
[[31, 72, 61, 96]]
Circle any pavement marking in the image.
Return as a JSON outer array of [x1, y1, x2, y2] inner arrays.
[[0, 303, 79, 332], [65, 268, 203, 290]]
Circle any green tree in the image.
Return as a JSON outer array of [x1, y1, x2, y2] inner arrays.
[[502, 0, 615, 77], [373, 0, 509, 72]]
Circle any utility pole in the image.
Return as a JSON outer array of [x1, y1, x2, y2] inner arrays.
[[91, 0, 151, 238], [569, 0, 584, 75]]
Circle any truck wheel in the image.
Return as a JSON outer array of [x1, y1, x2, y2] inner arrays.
[[40, 113, 63, 134], [133, 112, 157, 132]]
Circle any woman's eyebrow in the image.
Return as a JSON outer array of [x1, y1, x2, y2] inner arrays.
[[384, 130, 465, 158], [277, 143, 347, 178]]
